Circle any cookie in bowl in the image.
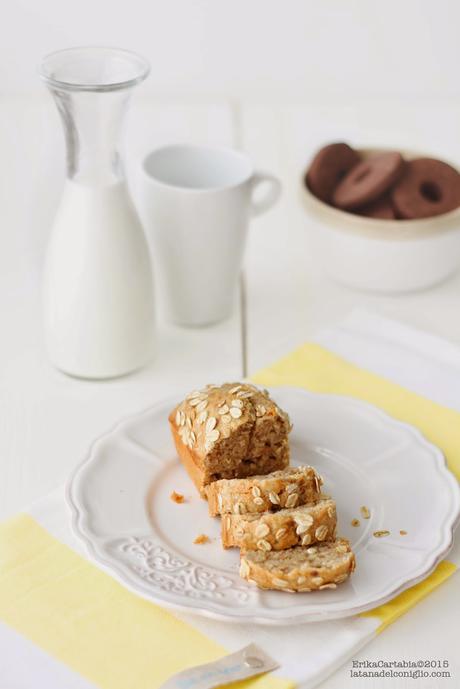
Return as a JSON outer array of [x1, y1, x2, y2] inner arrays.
[[301, 143, 460, 292]]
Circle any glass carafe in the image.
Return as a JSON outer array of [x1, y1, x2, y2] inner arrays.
[[40, 47, 155, 379]]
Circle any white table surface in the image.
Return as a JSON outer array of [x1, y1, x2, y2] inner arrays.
[[1, 96, 459, 688]]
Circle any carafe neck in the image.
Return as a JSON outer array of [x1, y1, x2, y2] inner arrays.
[[50, 87, 131, 186]]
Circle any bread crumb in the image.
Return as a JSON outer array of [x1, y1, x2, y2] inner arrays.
[[360, 506, 370, 519], [351, 518, 360, 527], [194, 534, 210, 544], [399, 530, 407, 536], [373, 530, 390, 538], [170, 491, 185, 504]]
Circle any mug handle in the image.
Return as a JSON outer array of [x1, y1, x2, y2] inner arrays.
[[250, 171, 282, 217]]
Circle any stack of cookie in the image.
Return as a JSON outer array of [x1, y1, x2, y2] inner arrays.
[[169, 382, 356, 593], [306, 142, 460, 220]]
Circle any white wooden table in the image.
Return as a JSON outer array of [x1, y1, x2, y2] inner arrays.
[[1, 97, 459, 688]]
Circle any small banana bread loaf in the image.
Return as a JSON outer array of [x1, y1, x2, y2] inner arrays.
[[239, 538, 355, 592], [169, 383, 291, 497], [222, 497, 336, 551], [206, 465, 323, 517]]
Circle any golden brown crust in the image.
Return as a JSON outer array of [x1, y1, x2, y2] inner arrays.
[[222, 498, 336, 550], [206, 466, 323, 517], [169, 419, 208, 496], [169, 383, 291, 496], [239, 538, 355, 592]]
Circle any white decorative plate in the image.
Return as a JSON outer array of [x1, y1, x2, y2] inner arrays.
[[66, 387, 460, 625]]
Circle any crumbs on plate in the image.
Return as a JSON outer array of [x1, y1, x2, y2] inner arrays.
[[170, 491, 185, 504], [194, 534, 210, 545]]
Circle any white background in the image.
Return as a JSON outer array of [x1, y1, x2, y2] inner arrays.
[[1, 0, 459, 101], [1, 2, 460, 688]]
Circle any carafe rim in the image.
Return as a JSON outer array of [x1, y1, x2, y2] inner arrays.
[[39, 46, 150, 93]]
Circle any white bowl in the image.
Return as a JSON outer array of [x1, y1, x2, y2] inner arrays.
[[300, 148, 460, 293]]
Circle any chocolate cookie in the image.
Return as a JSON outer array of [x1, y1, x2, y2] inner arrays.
[[357, 195, 396, 220], [306, 143, 360, 203], [332, 152, 405, 210], [391, 158, 460, 219]]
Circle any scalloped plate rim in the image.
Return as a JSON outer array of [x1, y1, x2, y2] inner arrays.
[[65, 387, 460, 625]]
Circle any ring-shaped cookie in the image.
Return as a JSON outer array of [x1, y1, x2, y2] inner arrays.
[[333, 152, 404, 210], [307, 143, 360, 203], [391, 158, 460, 219]]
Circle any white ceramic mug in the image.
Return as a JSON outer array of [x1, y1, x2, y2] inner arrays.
[[141, 144, 281, 326]]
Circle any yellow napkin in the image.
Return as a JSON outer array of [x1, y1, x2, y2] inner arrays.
[[252, 343, 459, 632], [0, 342, 458, 688], [0, 514, 287, 689]]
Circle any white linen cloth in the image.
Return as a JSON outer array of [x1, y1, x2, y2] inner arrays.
[[1, 310, 459, 689]]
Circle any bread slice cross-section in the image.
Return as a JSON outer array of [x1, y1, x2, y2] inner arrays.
[[239, 538, 355, 592], [206, 465, 323, 517], [222, 496, 336, 551]]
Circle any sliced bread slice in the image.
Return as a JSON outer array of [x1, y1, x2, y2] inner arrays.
[[239, 538, 355, 592], [206, 465, 323, 517], [221, 496, 336, 551]]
